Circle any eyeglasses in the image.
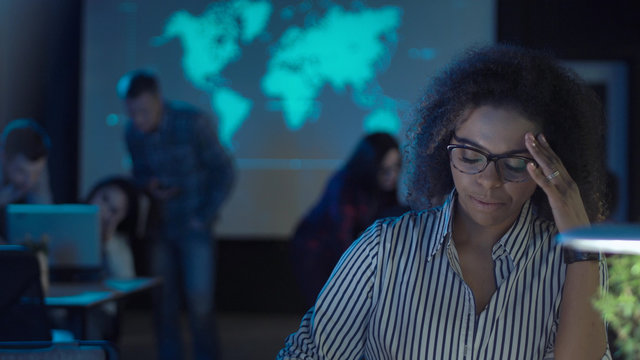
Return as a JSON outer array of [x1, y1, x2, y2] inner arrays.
[[446, 144, 535, 183]]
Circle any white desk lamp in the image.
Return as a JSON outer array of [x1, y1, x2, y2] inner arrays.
[[556, 223, 640, 255]]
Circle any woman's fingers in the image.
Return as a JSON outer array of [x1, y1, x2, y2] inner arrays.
[[524, 132, 590, 231], [527, 134, 557, 171], [525, 133, 570, 189], [527, 161, 561, 197]]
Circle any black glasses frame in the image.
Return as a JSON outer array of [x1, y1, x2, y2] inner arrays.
[[446, 144, 536, 182]]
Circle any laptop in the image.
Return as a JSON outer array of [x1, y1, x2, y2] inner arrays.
[[5, 204, 103, 281]]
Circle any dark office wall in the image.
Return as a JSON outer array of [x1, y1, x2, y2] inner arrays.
[[498, 0, 640, 221], [0, 0, 81, 203], [498, 1, 640, 54]]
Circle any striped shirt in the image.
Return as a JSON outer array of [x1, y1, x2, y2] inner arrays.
[[278, 192, 610, 359]]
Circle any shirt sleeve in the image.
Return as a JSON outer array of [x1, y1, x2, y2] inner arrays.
[[192, 113, 235, 223], [325, 175, 367, 256], [125, 125, 152, 190], [277, 221, 381, 359], [334, 188, 365, 252], [542, 256, 612, 359]]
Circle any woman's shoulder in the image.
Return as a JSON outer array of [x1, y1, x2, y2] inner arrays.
[[373, 206, 449, 245], [377, 205, 444, 223], [521, 208, 561, 258], [529, 212, 559, 240], [355, 207, 450, 274]]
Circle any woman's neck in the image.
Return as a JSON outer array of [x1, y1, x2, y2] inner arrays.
[[451, 202, 514, 250]]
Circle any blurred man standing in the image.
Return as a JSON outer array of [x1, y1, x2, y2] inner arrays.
[[119, 70, 234, 360]]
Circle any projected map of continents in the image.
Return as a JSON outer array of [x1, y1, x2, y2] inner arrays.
[[153, 0, 403, 147]]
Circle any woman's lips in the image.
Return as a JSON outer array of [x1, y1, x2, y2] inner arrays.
[[469, 195, 504, 210]]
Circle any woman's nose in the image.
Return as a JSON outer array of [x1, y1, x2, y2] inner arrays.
[[476, 161, 503, 188]]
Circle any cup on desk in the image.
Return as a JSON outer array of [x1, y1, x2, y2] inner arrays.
[[35, 251, 49, 296], [18, 233, 51, 296]]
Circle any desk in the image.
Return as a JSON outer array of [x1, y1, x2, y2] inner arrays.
[[46, 277, 162, 339]]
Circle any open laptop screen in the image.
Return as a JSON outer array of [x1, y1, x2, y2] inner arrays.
[[5, 204, 102, 279]]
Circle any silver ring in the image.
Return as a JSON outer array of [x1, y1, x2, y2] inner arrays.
[[546, 170, 560, 181]]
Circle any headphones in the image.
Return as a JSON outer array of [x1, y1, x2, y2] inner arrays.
[[0, 118, 52, 150]]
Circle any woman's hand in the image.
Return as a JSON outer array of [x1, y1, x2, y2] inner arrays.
[[525, 132, 607, 358], [524, 132, 590, 232], [0, 184, 24, 206]]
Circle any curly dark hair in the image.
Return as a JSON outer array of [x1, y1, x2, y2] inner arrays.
[[405, 44, 608, 222]]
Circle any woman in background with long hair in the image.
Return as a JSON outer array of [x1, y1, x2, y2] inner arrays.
[[291, 132, 407, 306]]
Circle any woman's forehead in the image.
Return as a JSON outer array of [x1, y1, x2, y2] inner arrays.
[[454, 106, 539, 151]]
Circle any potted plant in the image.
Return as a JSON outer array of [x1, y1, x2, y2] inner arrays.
[[593, 255, 640, 358]]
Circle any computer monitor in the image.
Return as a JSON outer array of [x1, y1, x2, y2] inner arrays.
[[5, 204, 103, 281]]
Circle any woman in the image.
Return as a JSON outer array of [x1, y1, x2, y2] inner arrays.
[[86, 176, 141, 279], [278, 45, 610, 359], [79, 176, 147, 340], [291, 132, 407, 306]]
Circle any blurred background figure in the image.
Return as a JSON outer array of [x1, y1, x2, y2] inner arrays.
[[0, 119, 51, 206], [0, 119, 52, 239], [119, 70, 235, 360], [290, 132, 408, 306], [86, 176, 148, 279], [83, 176, 151, 341]]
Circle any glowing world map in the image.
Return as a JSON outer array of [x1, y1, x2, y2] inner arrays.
[[152, 0, 403, 147], [81, 0, 494, 236]]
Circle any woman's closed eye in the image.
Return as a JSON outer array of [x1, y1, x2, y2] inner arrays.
[[502, 158, 528, 173], [460, 156, 484, 164], [456, 149, 485, 163]]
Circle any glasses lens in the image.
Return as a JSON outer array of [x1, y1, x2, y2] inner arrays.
[[449, 147, 487, 174], [498, 157, 530, 182]]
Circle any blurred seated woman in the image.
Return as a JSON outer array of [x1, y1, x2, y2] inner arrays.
[[291, 132, 408, 305], [86, 176, 142, 279], [79, 176, 152, 340]]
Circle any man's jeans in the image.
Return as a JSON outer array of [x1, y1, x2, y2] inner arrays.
[[152, 229, 219, 360]]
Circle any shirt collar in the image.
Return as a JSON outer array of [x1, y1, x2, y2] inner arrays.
[[493, 199, 535, 266], [426, 190, 456, 262], [426, 189, 536, 266]]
